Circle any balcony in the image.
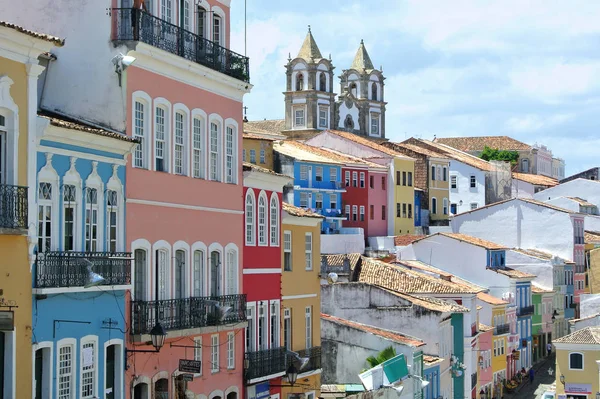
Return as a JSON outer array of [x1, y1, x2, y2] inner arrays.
[[35, 251, 131, 289], [569, 302, 578, 309], [111, 8, 249, 83], [0, 184, 27, 231], [517, 305, 534, 317], [493, 324, 510, 335], [288, 346, 321, 374], [317, 208, 344, 218], [245, 347, 287, 382], [131, 294, 246, 335]]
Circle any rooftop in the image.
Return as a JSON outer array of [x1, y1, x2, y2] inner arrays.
[[394, 234, 425, 247], [274, 140, 346, 165], [322, 253, 362, 272], [319, 148, 386, 169], [531, 284, 553, 294], [386, 142, 449, 159], [0, 20, 64, 46], [242, 162, 290, 178], [393, 259, 486, 292], [423, 355, 444, 366], [350, 40, 375, 72], [321, 313, 425, 347], [567, 197, 597, 207], [296, 27, 323, 61], [477, 292, 509, 306], [479, 323, 494, 332], [512, 172, 558, 187], [410, 139, 494, 172], [585, 231, 600, 245], [282, 202, 324, 219], [492, 267, 536, 279], [434, 136, 532, 152], [323, 130, 414, 159], [242, 132, 278, 141], [454, 197, 578, 218], [39, 111, 139, 143], [553, 326, 600, 345], [512, 248, 575, 264], [432, 232, 508, 250], [244, 120, 286, 137]]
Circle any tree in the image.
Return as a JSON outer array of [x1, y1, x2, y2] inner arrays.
[[365, 346, 397, 369], [480, 146, 519, 165]]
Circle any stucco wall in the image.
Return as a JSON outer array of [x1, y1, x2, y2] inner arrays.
[[367, 170, 388, 237], [534, 178, 600, 207], [448, 161, 485, 214], [242, 138, 274, 169], [506, 250, 554, 290]]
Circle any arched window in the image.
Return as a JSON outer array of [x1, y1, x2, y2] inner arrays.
[[133, 100, 147, 168], [133, 383, 148, 399], [210, 250, 221, 296], [225, 125, 236, 183], [371, 83, 378, 101], [63, 184, 77, 251], [270, 195, 279, 246], [296, 73, 304, 91], [174, 111, 187, 175], [226, 249, 238, 295], [431, 197, 438, 214], [106, 189, 119, 252], [344, 115, 354, 130], [174, 249, 186, 299], [319, 73, 327, 91], [258, 194, 267, 245], [134, 249, 148, 300], [155, 378, 169, 399], [227, 392, 237, 399], [245, 190, 255, 245], [350, 82, 357, 97], [193, 249, 205, 297], [85, 187, 99, 252], [156, 249, 169, 300], [522, 158, 529, 173], [209, 121, 221, 181], [192, 116, 204, 178]]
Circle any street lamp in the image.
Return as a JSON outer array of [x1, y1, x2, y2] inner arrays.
[[127, 322, 167, 355], [286, 363, 299, 386]]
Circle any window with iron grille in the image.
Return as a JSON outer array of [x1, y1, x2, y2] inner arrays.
[[58, 344, 74, 399], [63, 184, 76, 251]]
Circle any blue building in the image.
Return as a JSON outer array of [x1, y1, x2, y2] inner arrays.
[[564, 264, 575, 319], [515, 281, 533, 369], [423, 362, 441, 399], [32, 113, 137, 399], [274, 141, 346, 234]]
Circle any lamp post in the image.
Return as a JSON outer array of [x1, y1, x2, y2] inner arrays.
[[286, 363, 299, 386]]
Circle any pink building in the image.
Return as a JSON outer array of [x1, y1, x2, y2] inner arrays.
[[114, 1, 251, 398], [367, 167, 388, 237], [477, 326, 493, 397]]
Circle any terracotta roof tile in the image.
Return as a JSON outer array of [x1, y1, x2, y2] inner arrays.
[[324, 130, 414, 159], [477, 292, 508, 305], [531, 284, 553, 294], [282, 202, 324, 219], [394, 234, 425, 246], [479, 323, 494, 332], [244, 120, 286, 136], [321, 313, 425, 347], [493, 268, 536, 279], [0, 20, 64, 46], [376, 287, 471, 313], [512, 172, 558, 187], [393, 260, 486, 292], [274, 141, 345, 165], [585, 231, 600, 245], [242, 162, 290, 179], [553, 326, 600, 345], [319, 148, 386, 169], [423, 355, 444, 365], [410, 139, 494, 171], [512, 248, 575, 264], [39, 111, 139, 143], [567, 197, 597, 207], [242, 132, 278, 141], [434, 136, 532, 152], [359, 257, 482, 294], [322, 253, 362, 273], [385, 142, 449, 159]]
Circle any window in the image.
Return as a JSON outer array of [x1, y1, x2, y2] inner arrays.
[[450, 175, 457, 189], [106, 190, 118, 252], [242, 149, 246, 162], [360, 206, 365, 221], [161, 0, 173, 22], [470, 203, 478, 210], [194, 337, 202, 374], [443, 167, 447, 181], [258, 303, 266, 350], [522, 158, 529, 173], [246, 305, 255, 351], [193, 250, 204, 297], [270, 195, 279, 246], [370, 113, 379, 135], [396, 203, 401, 218], [260, 149, 265, 164], [437, 166, 442, 181], [226, 126, 235, 183], [197, 6, 206, 38], [270, 302, 280, 348], [85, 187, 98, 252], [470, 175, 476, 188], [305, 306, 312, 349], [133, 102, 145, 168], [296, 73, 304, 91], [284, 308, 292, 350], [431, 165, 436, 181], [319, 107, 328, 128], [345, 205, 350, 218], [396, 171, 401, 185], [360, 172, 365, 188], [58, 343, 74, 399], [330, 168, 337, 182], [319, 73, 327, 91], [210, 122, 220, 181], [213, 15, 221, 44], [182, 0, 190, 30], [284, 231, 292, 271], [407, 172, 413, 186], [352, 205, 358, 221], [443, 198, 448, 215], [382, 205, 386, 220], [300, 165, 308, 180], [329, 194, 337, 210], [431, 197, 437, 214], [345, 171, 350, 186], [81, 340, 96, 399], [382, 176, 386, 189], [294, 108, 305, 127], [155, 107, 167, 172], [408, 204, 412, 218], [352, 172, 358, 187], [299, 192, 308, 208], [371, 83, 377, 101], [227, 332, 235, 369], [134, 249, 147, 300], [192, 117, 204, 178], [315, 193, 323, 209], [258, 194, 267, 245], [402, 203, 407, 218], [250, 149, 256, 164], [245, 191, 255, 245], [316, 167, 323, 182], [569, 353, 583, 370], [305, 233, 313, 270], [370, 175, 374, 188], [225, 250, 237, 295], [402, 171, 407, 186], [211, 335, 219, 372], [370, 205, 374, 220], [63, 184, 76, 251]]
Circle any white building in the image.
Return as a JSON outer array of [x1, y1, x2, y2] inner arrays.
[[534, 178, 600, 208]]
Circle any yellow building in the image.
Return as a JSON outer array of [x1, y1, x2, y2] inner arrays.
[[393, 156, 416, 235], [242, 132, 277, 170], [281, 202, 323, 399], [553, 326, 600, 397], [584, 231, 600, 294], [0, 21, 62, 398]]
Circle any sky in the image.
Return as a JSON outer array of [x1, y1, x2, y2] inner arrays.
[[229, 0, 600, 177]]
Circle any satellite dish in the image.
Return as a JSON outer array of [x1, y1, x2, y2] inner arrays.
[[327, 272, 338, 284], [81, 258, 106, 288]]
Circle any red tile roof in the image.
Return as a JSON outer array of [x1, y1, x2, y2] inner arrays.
[[321, 313, 425, 347], [0, 20, 64, 46], [434, 136, 532, 152], [477, 292, 508, 305], [512, 172, 558, 187], [436, 232, 508, 250], [493, 268, 536, 279], [394, 234, 425, 246], [323, 130, 414, 159], [40, 111, 139, 143], [282, 202, 324, 219]]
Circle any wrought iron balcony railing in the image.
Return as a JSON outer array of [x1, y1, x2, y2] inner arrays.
[[110, 8, 250, 83], [245, 347, 287, 381], [0, 184, 27, 230], [517, 305, 534, 316], [287, 346, 321, 373], [35, 251, 132, 288], [493, 323, 510, 335], [131, 294, 246, 335]]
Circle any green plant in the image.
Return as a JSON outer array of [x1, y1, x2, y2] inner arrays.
[[365, 346, 397, 369], [479, 146, 519, 165]]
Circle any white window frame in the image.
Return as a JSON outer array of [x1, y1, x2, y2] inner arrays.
[[329, 193, 337, 210], [305, 306, 312, 349], [270, 300, 280, 348], [246, 303, 256, 352], [345, 171, 350, 186], [57, 338, 77, 399], [153, 99, 171, 173], [173, 106, 189, 176], [283, 231, 292, 271], [245, 189, 256, 245], [450, 175, 457, 189], [85, 187, 100, 252], [258, 302, 267, 350], [352, 205, 358, 221], [470, 202, 478, 210], [352, 172, 358, 187], [161, 0, 173, 22], [227, 332, 235, 369], [315, 193, 323, 209], [258, 192, 268, 246], [194, 337, 203, 376], [330, 168, 337, 182], [300, 165, 308, 180], [315, 166, 323, 182], [360, 172, 365, 188], [360, 205, 365, 221], [299, 192, 308, 208], [209, 117, 222, 182], [192, 248, 205, 297], [132, 92, 151, 169], [191, 111, 206, 179], [569, 352, 584, 370], [283, 308, 292, 350], [270, 194, 279, 246], [305, 232, 313, 270], [370, 113, 380, 136], [225, 124, 236, 183], [212, 14, 222, 45], [211, 334, 219, 373], [319, 106, 328, 128], [80, 335, 98, 399], [293, 107, 305, 128], [345, 205, 350, 217], [38, 181, 55, 252], [225, 246, 238, 295], [106, 189, 119, 253]]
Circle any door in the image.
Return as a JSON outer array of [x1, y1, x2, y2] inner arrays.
[[210, 251, 220, 297], [34, 349, 42, 399], [175, 250, 185, 299], [134, 383, 148, 399], [308, 166, 313, 188], [105, 345, 115, 399]]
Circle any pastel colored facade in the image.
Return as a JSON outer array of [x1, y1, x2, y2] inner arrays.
[[531, 288, 554, 363], [242, 135, 276, 170], [281, 204, 323, 399], [33, 115, 137, 399], [0, 22, 59, 399], [304, 130, 416, 236], [476, 326, 493, 398], [242, 164, 291, 398], [367, 167, 388, 237], [553, 327, 600, 398], [393, 157, 417, 235]]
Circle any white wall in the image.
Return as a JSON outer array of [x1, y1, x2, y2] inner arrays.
[[534, 179, 600, 207], [1, 1, 130, 131], [448, 161, 485, 214], [368, 236, 395, 251], [545, 197, 580, 212], [579, 293, 600, 318], [321, 233, 365, 255], [452, 200, 576, 261], [511, 179, 535, 199], [506, 250, 554, 290]]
